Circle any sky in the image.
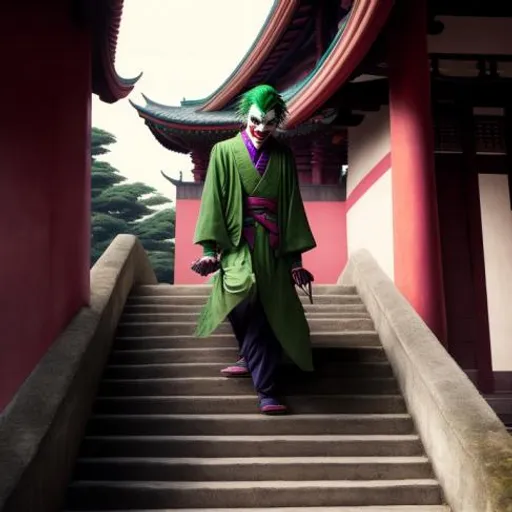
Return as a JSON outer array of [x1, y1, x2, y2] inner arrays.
[[92, 0, 273, 199]]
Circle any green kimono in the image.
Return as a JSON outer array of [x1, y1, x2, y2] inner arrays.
[[193, 133, 316, 371]]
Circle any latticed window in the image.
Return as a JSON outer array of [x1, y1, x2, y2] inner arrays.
[[474, 116, 506, 155], [434, 115, 462, 153]]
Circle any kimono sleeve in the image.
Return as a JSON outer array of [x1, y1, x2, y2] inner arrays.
[[193, 144, 233, 250], [278, 148, 317, 256]]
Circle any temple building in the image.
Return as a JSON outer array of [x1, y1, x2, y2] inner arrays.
[[4, 1, 512, 510], [133, 0, 512, 391]]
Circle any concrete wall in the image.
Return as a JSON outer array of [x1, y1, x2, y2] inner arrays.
[[340, 249, 512, 512], [174, 198, 347, 284], [479, 174, 512, 372], [346, 108, 394, 279]]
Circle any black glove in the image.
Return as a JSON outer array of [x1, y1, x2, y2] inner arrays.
[[191, 256, 220, 276], [292, 266, 314, 287]]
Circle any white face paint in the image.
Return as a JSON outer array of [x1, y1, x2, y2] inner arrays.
[[245, 105, 278, 148]]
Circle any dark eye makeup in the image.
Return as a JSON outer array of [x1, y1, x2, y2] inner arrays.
[[250, 116, 277, 126]]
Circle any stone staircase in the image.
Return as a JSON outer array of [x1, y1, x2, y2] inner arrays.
[[64, 284, 450, 511]]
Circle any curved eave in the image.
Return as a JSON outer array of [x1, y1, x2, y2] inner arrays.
[[148, 123, 191, 154], [161, 171, 185, 188], [130, 99, 241, 131], [132, 92, 341, 154], [92, 57, 142, 104], [141, 114, 334, 155], [92, 0, 142, 103], [285, 0, 395, 128], [198, 0, 300, 112]]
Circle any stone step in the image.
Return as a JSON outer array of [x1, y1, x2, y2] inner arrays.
[[63, 285, 447, 512], [74, 456, 433, 482], [65, 479, 442, 509], [112, 332, 381, 350], [121, 311, 372, 322], [109, 346, 387, 365], [93, 395, 406, 415], [87, 414, 414, 436], [81, 434, 425, 459], [126, 294, 363, 306], [116, 319, 375, 337], [97, 377, 400, 397], [123, 303, 369, 314], [131, 284, 358, 297], [65, 507, 451, 512], [103, 361, 394, 379]]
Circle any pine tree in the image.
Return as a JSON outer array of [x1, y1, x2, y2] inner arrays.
[[91, 127, 175, 282]]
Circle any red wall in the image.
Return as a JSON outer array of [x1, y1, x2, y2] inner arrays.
[[174, 199, 347, 284], [174, 200, 206, 285], [0, 1, 91, 411], [302, 202, 348, 283]]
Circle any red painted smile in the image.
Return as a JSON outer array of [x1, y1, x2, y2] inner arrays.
[[250, 125, 269, 141]]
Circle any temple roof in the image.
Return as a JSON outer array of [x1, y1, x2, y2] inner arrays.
[[132, 0, 394, 153], [187, 0, 315, 112], [132, 0, 512, 141], [136, 96, 240, 127], [143, 107, 340, 154], [91, 0, 141, 103]]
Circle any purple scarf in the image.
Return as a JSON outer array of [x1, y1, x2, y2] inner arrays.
[[240, 131, 278, 250], [241, 130, 270, 175]]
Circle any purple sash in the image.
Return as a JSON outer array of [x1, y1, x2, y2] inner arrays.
[[243, 196, 279, 250]]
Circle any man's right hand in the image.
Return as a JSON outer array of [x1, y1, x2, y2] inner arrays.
[[190, 255, 220, 276]]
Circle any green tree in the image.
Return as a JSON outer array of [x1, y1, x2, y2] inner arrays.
[[135, 208, 176, 283], [91, 127, 175, 282], [91, 128, 116, 157]]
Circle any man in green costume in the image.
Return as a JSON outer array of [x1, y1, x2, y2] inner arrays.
[[191, 84, 316, 414]]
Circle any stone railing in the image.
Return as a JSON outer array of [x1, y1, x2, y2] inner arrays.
[[0, 235, 157, 512], [339, 249, 512, 512]]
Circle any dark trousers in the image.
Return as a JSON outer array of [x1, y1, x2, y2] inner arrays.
[[227, 296, 282, 399]]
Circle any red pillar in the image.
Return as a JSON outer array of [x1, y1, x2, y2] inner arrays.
[[191, 148, 210, 182], [387, 0, 447, 342], [0, 1, 91, 411]]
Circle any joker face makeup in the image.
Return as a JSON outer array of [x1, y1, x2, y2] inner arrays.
[[246, 104, 278, 148]]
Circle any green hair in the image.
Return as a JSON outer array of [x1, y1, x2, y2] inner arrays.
[[236, 84, 288, 126]]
